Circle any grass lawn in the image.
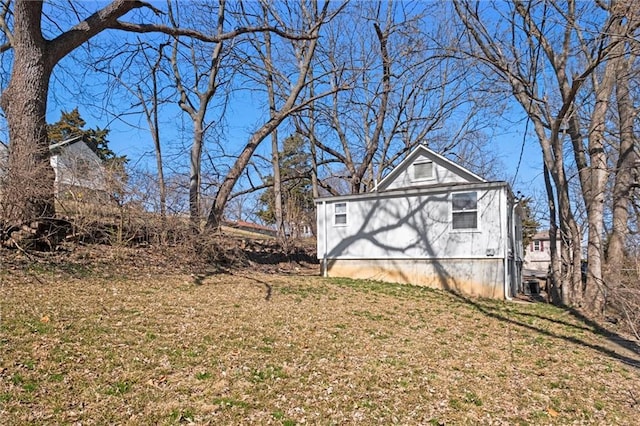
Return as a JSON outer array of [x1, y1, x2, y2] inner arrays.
[[1, 267, 639, 424]]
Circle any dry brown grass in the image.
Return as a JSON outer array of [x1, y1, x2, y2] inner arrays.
[[1, 266, 639, 425]]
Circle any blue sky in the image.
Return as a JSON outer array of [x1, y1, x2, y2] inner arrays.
[[33, 0, 550, 219]]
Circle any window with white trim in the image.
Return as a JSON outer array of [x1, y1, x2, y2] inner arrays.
[[334, 202, 347, 225], [533, 240, 541, 251], [413, 161, 434, 181], [452, 192, 478, 229]]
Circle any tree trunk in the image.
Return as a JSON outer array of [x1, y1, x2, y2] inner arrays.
[[576, 35, 619, 314], [543, 164, 562, 304], [190, 123, 204, 227], [262, 24, 285, 241], [0, 1, 54, 223], [206, 123, 278, 229], [307, 69, 320, 200], [147, 48, 167, 218], [608, 50, 637, 269], [0, 0, 144, 225], [206, 2, 327, 229], [271, 129, 285, 240]]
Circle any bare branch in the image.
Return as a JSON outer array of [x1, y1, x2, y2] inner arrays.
[[109, 21, 317, 44], [0, 0, 13, 52], [47, 0, 148, 65]]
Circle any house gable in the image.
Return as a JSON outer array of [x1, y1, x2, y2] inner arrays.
[[0, 142, 7, 179], [49, 137, 107, 193], [376, 144, 486, 191]]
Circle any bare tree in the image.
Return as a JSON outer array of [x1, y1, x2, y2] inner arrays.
[[94, 39, 172, 219], [452, 0, 639, 311], [0, 1, 145, 223], [608, 5, 640, 270], [294, 2, 491, 197], [247, 1, 287, 240], [0, 0, 317, 228], [139, 42, 170, 219], [205, 0, 335, 229]]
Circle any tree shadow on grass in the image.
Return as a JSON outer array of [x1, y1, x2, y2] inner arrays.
[[238, 273, 273, 301], [418, 254, 640, 368], [192, 269, 273, 301], [449, 290, 640, 369]]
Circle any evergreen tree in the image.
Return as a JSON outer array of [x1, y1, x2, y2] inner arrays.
[[520, 197, 540, 253], [258, 134, 315, 237], [47, 108, 125, 166]]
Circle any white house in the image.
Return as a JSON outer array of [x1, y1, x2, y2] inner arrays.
[[1, 137, 107, 198], [49, 136, 107, 197], [316, 145, 524, 299], [523, 230, 558, 279], [0, 141, 7, 178]]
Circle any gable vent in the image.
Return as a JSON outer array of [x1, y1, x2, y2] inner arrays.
[[413, 161, 434, 180]]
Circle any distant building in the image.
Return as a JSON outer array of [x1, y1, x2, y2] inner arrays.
[[1, 137, 108, 201], [49, 136, 107, 198], [523, 230, 558, 279], [224, 220, 277, 237]]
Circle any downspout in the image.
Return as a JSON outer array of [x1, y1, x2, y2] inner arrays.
[[511, 197, 521, 297], [322, 201, 328, 277], [503, 186, 512, 301]]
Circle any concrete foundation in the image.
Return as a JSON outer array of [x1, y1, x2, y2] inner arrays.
[[323, 258, 505, 299]]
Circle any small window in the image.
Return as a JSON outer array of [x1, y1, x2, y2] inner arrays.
[[452, 192, 477, 229], [334, 202, 347, 225], [533, 240, 541, 251], [413, 161, 433, 180]]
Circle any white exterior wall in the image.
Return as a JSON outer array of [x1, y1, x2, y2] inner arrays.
[[0, 143, 7, 180], [523, 235, 559, 274], [380, 154, 475, 191], [315, 144, 520, 299], [318, 186, 506, 262], [50, 142, 106, 193], [324, 258, 506, 299]]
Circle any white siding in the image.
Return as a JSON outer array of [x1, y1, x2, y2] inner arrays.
[[51, 142, 106, 192], [0, 143, 7, 179], [318, 187, 506, 261], [382, 153, 473, 190]]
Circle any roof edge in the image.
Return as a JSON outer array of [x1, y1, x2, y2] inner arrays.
[[375, 144, 487, 191], [316, 180, 511, 203]]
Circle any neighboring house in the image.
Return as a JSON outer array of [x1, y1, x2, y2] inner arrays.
[[0, 137, 107, 199], [316, 144, 524, 300], [224, 220, 278, 237], [49, 136, 107, 198], [523, 230, 558, 279], [0, 141, 7, 179]]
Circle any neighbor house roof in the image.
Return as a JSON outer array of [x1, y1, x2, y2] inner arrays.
[[49, 135, 84, 152], [0, 137, 86, 154], [315, 180, 511, 203], [532, 230, 551, 240]]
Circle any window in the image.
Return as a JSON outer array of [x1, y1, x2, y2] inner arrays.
[[533, 240, 541, 251], [413, 161, 434, 180], [334, 202, 347, 225], [452, 192, 477, 229]]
